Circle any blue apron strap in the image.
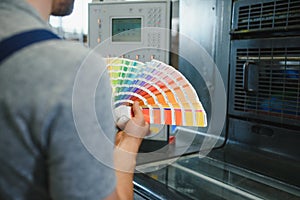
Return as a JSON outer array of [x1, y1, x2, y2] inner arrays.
[[0, 29, 61, 64]]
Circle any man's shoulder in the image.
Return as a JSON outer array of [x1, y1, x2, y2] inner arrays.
[[25, 39, 102, 76], [42, 39, 92, 62]]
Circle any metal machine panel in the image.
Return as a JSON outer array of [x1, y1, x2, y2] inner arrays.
[[227, 117, 300, 187], [229, 37, 300, 128], [178, 0, 232, 148], [232, 0, 300, 35], [88, 1, 172, 151], [228, 0, 300, 192], [228, 118, 300, 162], [88, 0, 171, 63]]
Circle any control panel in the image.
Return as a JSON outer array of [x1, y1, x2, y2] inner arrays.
[[88, 0, 171, 63]]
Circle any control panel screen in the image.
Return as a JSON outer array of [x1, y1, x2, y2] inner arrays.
[[112, 18, 142, 42]]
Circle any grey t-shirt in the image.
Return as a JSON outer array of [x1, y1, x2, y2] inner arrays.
[[0, 0, 116, 199]]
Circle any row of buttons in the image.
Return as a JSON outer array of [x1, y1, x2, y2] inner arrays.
[[105, 54, 160, 61], [147, 32, 161, 48], [147, 7, 162, 27]]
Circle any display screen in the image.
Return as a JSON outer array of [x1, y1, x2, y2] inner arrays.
[[112, 18, 142, 42]]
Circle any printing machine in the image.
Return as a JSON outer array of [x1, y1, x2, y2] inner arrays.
[[88, 0, 300, 199], [133, 0, 300, 199]]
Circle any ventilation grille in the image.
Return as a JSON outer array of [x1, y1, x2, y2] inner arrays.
[[234, 47, 300, 122], [236, 0, 300, 32]]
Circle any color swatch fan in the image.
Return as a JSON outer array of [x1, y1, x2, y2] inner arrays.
[[106, 57, 207, 127]]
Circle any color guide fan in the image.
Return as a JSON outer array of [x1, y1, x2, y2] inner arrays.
[[106, 58, 207, 127]]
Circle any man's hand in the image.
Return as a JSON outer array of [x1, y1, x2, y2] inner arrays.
[[114, 101, 150, 171], [111, 102, 150, 200], [115, 101, 150, 151]]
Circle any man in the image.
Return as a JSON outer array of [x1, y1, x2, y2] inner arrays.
[[0, 0, 149, 199]]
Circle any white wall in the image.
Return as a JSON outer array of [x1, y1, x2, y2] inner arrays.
[[49, 0, 92, 35]]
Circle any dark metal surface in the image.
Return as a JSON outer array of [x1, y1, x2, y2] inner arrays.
[[135, 149, 300, 200], [232, 0, 300, 37], [229, 37, 300, 127], [134, 172, 189, 200]]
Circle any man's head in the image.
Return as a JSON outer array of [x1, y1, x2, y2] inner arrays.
[[51, 0, 75, 16], [26, 0, 75, 20]]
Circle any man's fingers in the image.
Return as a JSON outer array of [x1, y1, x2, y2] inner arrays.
[[132, 101, 144, 120], [144, 122, 151, 136]]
